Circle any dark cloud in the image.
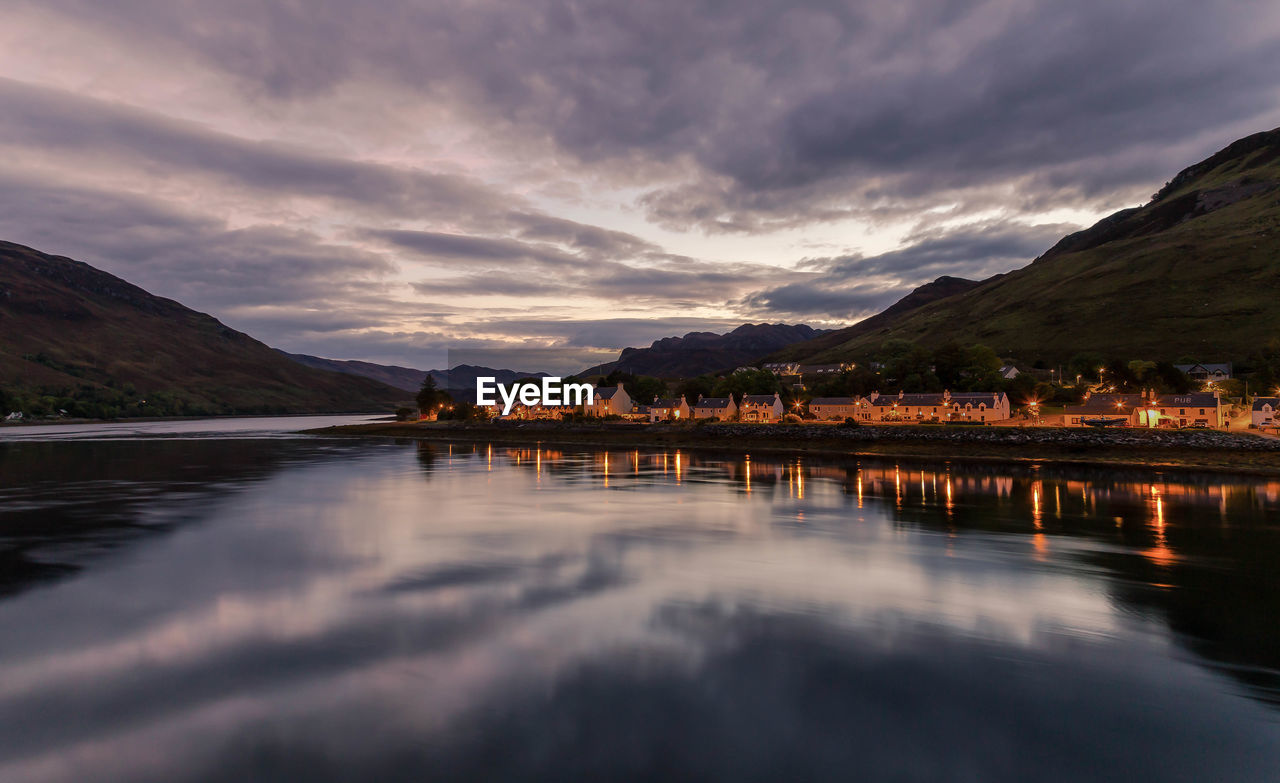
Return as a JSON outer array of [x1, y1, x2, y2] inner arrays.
[[0, 174, 394, 310], [0, 78, 517, 221], [26, 1, 1279, 231], [4, 1, 1279, 365], [363, 229, 580, 268], [742, 220, 1071, 318]]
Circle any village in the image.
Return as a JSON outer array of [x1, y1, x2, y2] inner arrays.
[[444, 360, 1280, 435]]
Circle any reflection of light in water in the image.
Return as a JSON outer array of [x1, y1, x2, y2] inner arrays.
[[945, 476, 954, 517], [634, 450, 640, 474], [895, 465, 902, 508], [663, 452, 668, 475], [744, 456, 751, 495], [796, 461, 804, 499], [920, 475, 926, 508], [1032, 482, 1042, 529], [1054, 485, 1061, 519], [675, 451, 682, 484], [535, 447, 541, 482], [603, 452, 609, 487], [856, 472, 863, 508], [486, 444, 492, 471]]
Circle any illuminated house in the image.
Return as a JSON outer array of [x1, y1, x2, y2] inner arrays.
[[867, 390, 1009, 423], [739, 393, 785, 422], [1251, 397, 1278, 428], [649, 396, 691, 422], [589, 383, 632, 417], [808, 397, 864, 420], [1066, 389, 1225, 427], [693, 396, 737, 420], [1064, 393, 1146, 426]]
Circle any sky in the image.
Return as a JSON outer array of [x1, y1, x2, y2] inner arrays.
[[2, 1, 1280, 370]]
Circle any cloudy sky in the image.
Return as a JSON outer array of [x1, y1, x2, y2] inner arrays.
[[3, 1, 1279, 369]]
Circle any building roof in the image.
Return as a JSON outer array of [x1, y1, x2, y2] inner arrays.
[[1155, 392, 1221, 407], [1253, 397, 1280, 411], [741, 394, 780, 405], [1174, 362, 1232, 375], [797, 363, 847, 373], [949, 392, 1007, 405], [809, 397, 858, 405], [1066, 393, 1145, 413], [696, 397, 734, 408], [595, 386, 623, 399], [651, 397, 686, 409]]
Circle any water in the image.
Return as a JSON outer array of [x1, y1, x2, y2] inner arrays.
[[2, 420, 1280, 781]]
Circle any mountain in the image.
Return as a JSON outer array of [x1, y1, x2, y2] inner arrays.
[[772, 276, 985, 360], [277, 353, 548, 397], [279, 352, 429, 393], [783, 128, 1280, 364], [582, 323, 826, 378], [0, 241, 407, 417]]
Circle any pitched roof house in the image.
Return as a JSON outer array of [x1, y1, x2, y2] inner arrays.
[[692, 396, 737, 420], [1174, 362, 1232, 382], [1251, 397, 1278, 428], [808, 397, 864, 420], [867, 390, 1009, 423], [649, 396, 691, 422], [589, 383, 632, 417], [739, 393, 785, 423]]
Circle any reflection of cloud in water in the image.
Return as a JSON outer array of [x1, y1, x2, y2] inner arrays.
[[1, 440, 1279, 781]]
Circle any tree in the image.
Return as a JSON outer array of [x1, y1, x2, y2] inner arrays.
[[932, 341, 969, 388], [416, 375, 447, 416]]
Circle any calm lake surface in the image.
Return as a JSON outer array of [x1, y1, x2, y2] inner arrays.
[[2, 418, 1280, 781]]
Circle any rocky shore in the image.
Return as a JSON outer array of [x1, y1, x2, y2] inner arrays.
[[307, 420, 1280, 475]]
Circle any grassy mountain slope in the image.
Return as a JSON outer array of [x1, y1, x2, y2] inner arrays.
[[790, 128, 1280, 364], [0, 241, 407, 415]]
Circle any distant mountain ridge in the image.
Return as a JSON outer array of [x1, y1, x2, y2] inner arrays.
[[0, 241, 407, 416], [277, 352, 547, 395], [779, 127, 1280, 364], [582, 323, 827, 378]]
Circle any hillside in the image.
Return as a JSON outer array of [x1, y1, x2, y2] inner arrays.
[[0, 241, 408, 417], [279, 352, 428, 392], [582, 323, 825, 378], [785, 128, 1280, 364]]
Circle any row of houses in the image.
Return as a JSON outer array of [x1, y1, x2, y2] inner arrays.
[[809, 391, 1012, 423], [482, 383, 1274, 430]]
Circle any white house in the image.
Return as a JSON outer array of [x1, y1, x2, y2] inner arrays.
[[999, 365, 1020, 380], [739, 393, 785, 422], [1175, 362, 1232, 383], [589, 383, 632, 417], [1253, 397, 1279, 428]]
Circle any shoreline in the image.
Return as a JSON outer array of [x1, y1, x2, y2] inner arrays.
[[306, 421, 1280, 477]]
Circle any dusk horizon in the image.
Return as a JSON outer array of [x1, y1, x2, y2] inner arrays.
[[5, 1, 1280, 368], [4, 4, 1280, 782]]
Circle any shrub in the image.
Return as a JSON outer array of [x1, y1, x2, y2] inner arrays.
[[783, 413, 802, 424], [840, 417, 860, 428]]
